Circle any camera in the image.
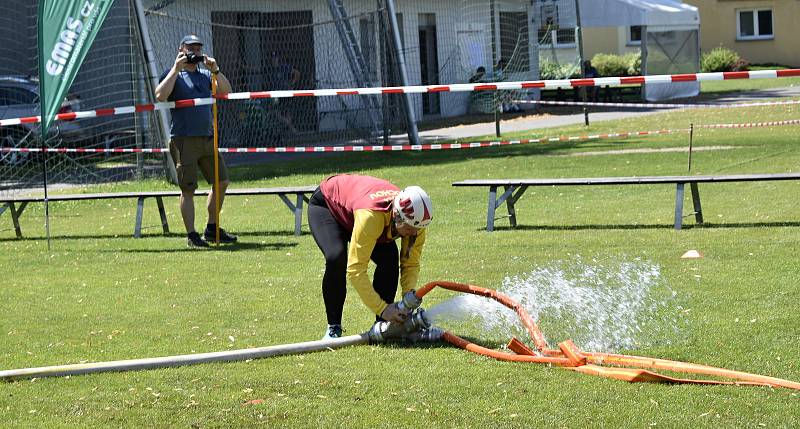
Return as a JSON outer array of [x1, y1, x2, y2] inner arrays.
[[185, 52, 204, 64]]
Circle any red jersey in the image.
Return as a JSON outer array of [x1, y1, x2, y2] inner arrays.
[[320, 174, 400, 232]]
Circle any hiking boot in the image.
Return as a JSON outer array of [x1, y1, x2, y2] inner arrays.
[[321, 324, 343, 340], [203, 227, 237, 243], [187, 231, 209, 248]]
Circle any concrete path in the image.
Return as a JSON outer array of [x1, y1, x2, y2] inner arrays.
[[397, 85, 800, 144]]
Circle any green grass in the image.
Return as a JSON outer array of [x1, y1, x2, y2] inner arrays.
[[700, 65, 800, 94], [2, 103, 800, 428]]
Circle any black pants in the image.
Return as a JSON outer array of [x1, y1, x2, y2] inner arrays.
[[307, 190, 399, 325]]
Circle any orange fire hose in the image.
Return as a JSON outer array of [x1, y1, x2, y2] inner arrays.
[[416, 281, 800, 390]]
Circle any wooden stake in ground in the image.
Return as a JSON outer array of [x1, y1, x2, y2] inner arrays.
[[212, 72, 220, 245]]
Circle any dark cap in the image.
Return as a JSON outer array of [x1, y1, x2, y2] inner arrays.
[[180, 34, 203, 46]]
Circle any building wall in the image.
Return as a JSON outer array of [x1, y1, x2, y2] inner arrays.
[[688, 0, 800, 66], [582, 27, 643, 60], [541, 26, 644, 70]]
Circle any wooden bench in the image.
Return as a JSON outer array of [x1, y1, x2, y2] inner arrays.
[[453, 173, 800, 231], [0, 186, 317, 238]]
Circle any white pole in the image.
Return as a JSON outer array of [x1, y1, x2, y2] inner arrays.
[[0, 334, 368, 381], [132, 0, 178, 184], [384, 0, 420, 146]]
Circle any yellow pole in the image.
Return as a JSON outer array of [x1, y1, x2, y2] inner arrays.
[[211, 73, 220, 245]]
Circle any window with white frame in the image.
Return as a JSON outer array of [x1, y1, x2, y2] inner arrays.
[[536, 3, 576, 48], [737, 8, 773, 40], [627, 25, 642, 45]]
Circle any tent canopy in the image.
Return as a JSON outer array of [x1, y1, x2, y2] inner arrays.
[[578, 0, 699, 28]]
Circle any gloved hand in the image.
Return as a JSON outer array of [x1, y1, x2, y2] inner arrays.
[[380, 302, 410, 323]]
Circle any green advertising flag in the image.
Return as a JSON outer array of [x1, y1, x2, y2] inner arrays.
[[37, 0, 115, 131]]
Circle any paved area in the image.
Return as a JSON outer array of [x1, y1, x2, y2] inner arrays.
[[226, 85, 798, 166], [396, 85, 800, 144]]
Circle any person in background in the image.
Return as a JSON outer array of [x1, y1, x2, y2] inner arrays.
[[469, 66, 487, 83], [267, 51, 300, 134], [583, 60, 601, 102], [155, 34, 237, 248], [492, 58, 522, 113], [307, 174, 433, 340]]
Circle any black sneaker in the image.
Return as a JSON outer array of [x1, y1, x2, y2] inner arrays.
[[203, 227, 237, 243], [187, 231, 209, 248], [322, 324, 344, 340]]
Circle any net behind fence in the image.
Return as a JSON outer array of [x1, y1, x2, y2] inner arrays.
[[534, 0, 580, 80], [1, 0, 541, 197], [0, 0, 166, 197], [142, 0, 416, 150]]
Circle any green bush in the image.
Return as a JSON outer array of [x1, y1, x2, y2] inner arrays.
[[539, 59, 580, 80], [701, 47, 748, 72], [621, 52, 642, 76], [590, 53, 641, 77]]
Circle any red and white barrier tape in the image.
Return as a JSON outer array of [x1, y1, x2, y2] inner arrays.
[[513, 99, 800, 110], [0, 98, 215, 127], [4, 118, 798, 155], [218, 69, 800, 100], [694, 119, 800, 129], [0, 129, 687, 153], [1, 69, 798, 128]]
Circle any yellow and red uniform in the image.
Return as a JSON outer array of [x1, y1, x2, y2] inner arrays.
[[320, 174, 427, 315]]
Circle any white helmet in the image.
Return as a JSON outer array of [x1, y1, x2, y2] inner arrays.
[[393, 186, 433, 228]]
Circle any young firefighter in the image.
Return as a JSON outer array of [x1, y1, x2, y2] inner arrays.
[[307, 174, 433, 339]]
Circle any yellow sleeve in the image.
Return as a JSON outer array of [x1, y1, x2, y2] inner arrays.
[[399, 227, 426, 293], [347, 209, 390, 316]]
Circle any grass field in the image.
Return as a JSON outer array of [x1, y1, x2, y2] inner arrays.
[[1, 99, 799, 428], [700, 66, 800, 94]]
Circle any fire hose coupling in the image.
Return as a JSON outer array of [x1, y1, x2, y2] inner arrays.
[[403, 308, 431, 332], [368, 308, 438, 343], [396, 289, 423, 313]]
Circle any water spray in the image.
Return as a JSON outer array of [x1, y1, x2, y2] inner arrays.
[[414, 280, 800, 390]]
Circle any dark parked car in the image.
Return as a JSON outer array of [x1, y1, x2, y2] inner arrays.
[[0, 75, 87, 165]]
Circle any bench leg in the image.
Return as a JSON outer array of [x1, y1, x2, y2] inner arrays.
[[504, 186, 517, 228], [486, 186, 498, 232], [485, 185, 527, 232], [156, 196, 170, 234], [674, 183, 685, 230], [690, 183, 703, 225], [8, 202, 27, 239], [278, 193, 304, 236], [294, 193, 304, 236], [135, 197, 145, 238], [0, 203, 17, 238]]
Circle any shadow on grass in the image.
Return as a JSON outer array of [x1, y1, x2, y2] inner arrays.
[[0, 229, 306, 243], [484, 220, 800, 232], [229, 139, 629, 182], [381, 334, 508, 351], [111, 241, 298, 253]]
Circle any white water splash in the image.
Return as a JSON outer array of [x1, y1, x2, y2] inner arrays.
[[426, 257, 685, 353]]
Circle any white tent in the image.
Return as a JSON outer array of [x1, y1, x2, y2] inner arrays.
[[578, 0, 699, 29], [578, 0, 701, 101]]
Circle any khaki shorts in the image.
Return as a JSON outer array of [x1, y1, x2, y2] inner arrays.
[[169, 136, 229, 191]]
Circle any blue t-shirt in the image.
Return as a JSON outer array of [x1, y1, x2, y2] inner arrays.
[[159, 68, 213, 137]]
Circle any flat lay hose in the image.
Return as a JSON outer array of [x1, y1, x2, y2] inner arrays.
[[416, 281, 800, 390]]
